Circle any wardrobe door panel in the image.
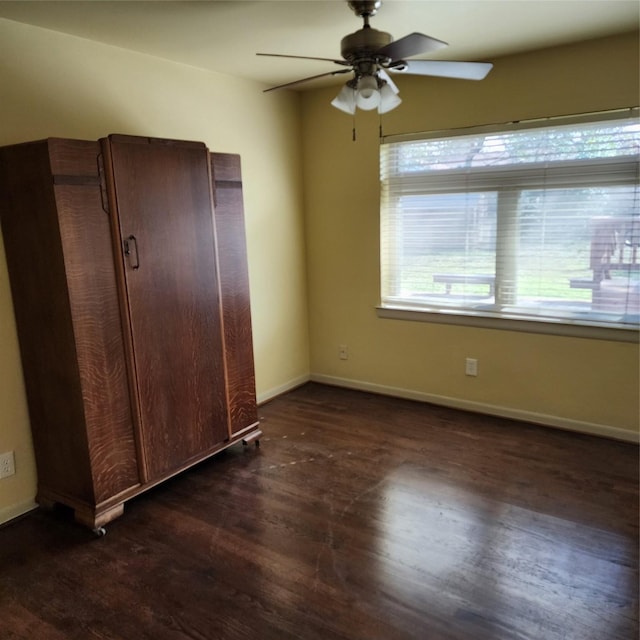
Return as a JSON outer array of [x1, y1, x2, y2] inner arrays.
[[105, 137, 228, 480]]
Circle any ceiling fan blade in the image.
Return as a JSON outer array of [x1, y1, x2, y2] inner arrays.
[[257, 53, 349, 66], [378, 68, 399, 94], [264, 69, 351, 93], [376, 32, 448, 62], [389, 60, 493, 81]]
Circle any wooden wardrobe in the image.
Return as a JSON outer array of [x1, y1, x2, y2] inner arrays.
[[0, 134, 261, 533]]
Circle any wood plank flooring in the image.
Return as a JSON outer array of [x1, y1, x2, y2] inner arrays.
[[1, 382, 638, 639]]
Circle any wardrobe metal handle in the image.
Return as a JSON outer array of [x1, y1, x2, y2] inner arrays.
[[124, 235, 140, 270]]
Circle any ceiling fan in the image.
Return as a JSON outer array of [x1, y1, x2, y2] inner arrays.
[[257, 0, 493, 115]]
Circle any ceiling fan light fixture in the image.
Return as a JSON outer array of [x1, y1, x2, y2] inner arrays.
[[356, 74, 381, 110], [331, 83, 357, 114]]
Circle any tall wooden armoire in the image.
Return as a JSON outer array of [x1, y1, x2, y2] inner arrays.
[[0, 134, 261, 532]]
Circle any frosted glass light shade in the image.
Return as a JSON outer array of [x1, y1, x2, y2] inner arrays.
[[331, 84, 356, 114], [378, 83, 402, 113], [356, 75, 380, 111]]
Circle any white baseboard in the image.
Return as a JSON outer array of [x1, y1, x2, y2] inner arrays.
[[0, 499, 38, 527], [310, 373, 640, 444], [257, 374, 311, 405]]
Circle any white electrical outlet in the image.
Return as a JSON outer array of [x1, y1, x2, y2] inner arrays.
[[339, 344, 349, 360], [465, 358, 478, 377], [0, 451, 15, 479]]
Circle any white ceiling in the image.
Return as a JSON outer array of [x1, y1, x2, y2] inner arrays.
[[0, 0, 638, 90]]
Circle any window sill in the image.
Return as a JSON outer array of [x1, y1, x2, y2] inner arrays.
[[376, 305, 640, 343]]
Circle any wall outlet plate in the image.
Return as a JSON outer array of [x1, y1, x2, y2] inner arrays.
[[465, 358, 478, 376], [0, 451, 15, 479]]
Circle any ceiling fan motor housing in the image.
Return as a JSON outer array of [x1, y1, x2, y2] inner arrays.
[[341, 27, 393, 63]]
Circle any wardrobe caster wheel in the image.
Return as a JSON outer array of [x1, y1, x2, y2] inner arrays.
[[93, 527, 107, 537], [242, 429, 263, 449]]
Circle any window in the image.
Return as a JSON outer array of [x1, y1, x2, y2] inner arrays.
[[380, 111, 640, 335]]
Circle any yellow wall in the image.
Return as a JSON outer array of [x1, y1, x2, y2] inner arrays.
[[301, 32, 640, 440], [0, 18, 310, 522]]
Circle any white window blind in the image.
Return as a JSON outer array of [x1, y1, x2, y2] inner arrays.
[[380, 112, 640, 331]]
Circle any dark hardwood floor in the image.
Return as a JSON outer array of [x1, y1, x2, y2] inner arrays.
[[1, 382, 638, 639]]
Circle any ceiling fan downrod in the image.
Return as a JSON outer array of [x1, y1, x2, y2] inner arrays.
[[341, 2, 393, 64]]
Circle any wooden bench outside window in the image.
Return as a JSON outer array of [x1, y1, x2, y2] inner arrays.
[[433, 273, 496, 296]]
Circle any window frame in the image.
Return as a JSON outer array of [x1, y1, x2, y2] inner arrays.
[[378, 109, 640, 343]]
